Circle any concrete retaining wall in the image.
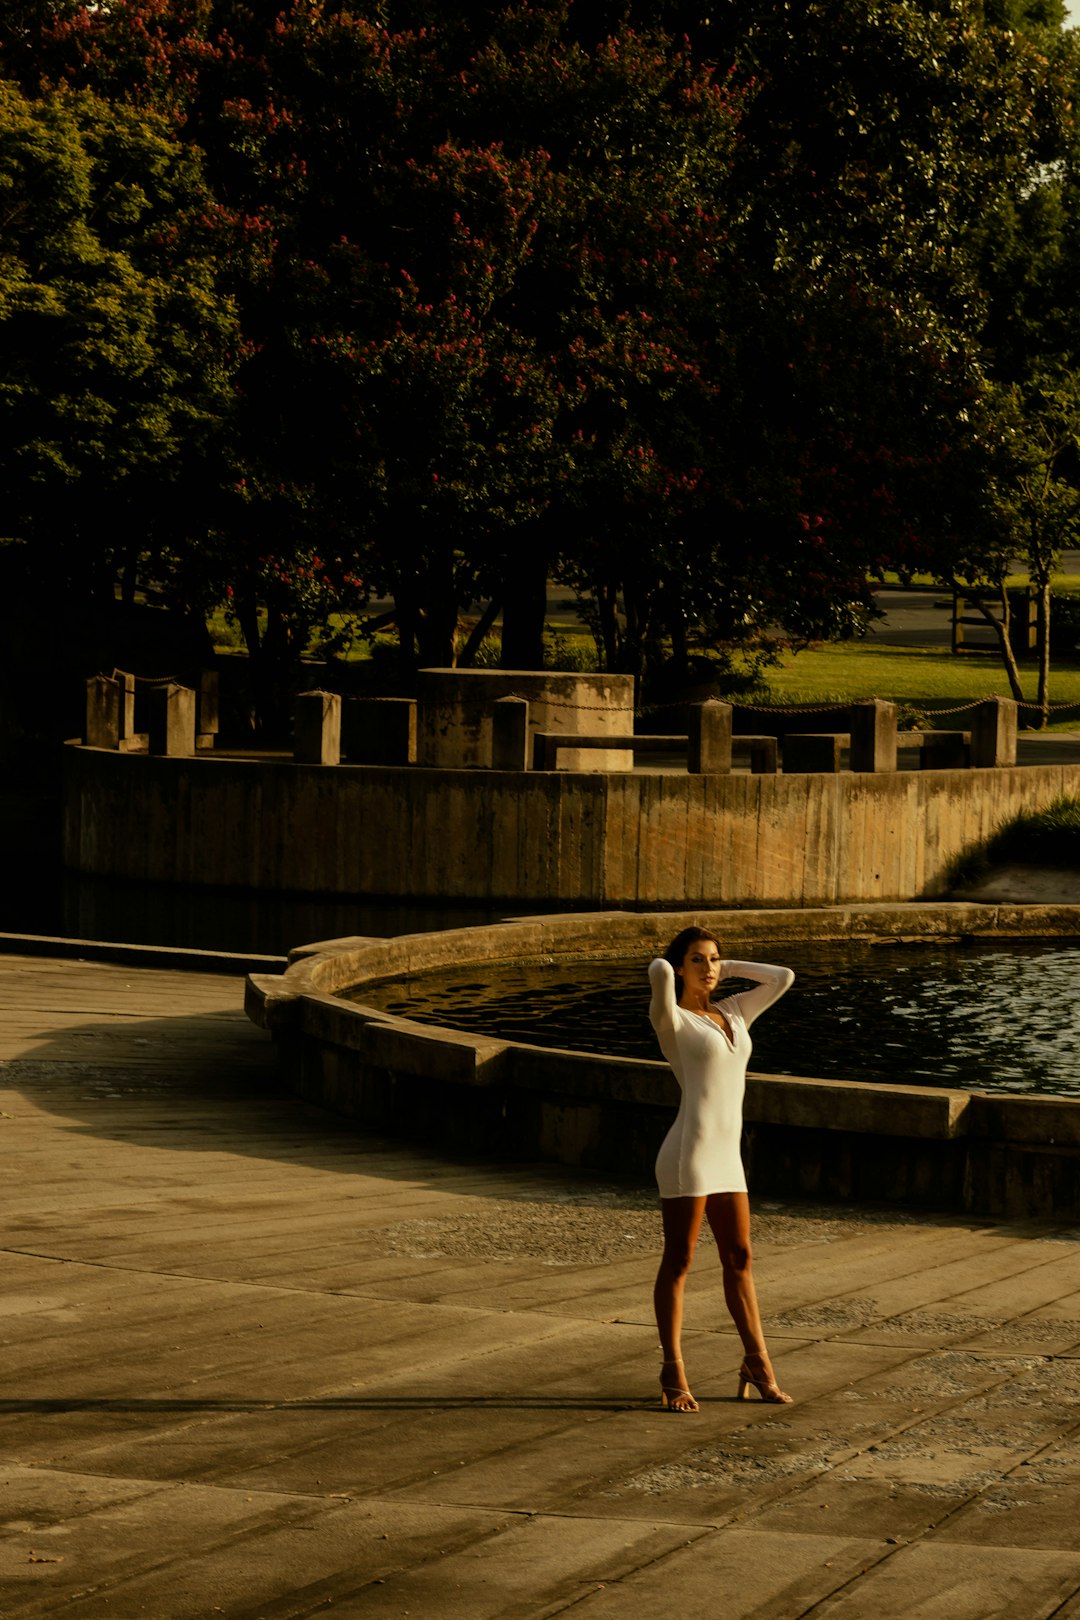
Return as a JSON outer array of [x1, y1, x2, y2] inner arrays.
[[64, 743, 1080, 907], [245, 907, 1080, 1220]]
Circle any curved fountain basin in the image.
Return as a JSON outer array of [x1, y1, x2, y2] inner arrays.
[[245, 902, 1080, 1219]]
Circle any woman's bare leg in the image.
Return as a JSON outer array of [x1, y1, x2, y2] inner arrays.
[[705, 1191, 789, 1397], [653, 1196, 706, 1409]]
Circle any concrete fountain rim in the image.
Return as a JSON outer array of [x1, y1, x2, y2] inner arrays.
[[247, 900, 1080, 1103], [241, 900, 1080, 1219]]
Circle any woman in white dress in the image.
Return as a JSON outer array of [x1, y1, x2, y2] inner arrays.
[[649, 925, 794, 1412]]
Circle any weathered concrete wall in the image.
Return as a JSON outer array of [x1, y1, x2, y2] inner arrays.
[[63, 743, 1080, 907], [245, 907, 1080, 1219]]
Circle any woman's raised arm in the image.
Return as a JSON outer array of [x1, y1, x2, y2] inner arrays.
[[648, 956, 679, 1036], [721, 960, 795, 1027]]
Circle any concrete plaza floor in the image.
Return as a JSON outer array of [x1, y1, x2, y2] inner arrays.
[[3, 952, 1080, 1619]]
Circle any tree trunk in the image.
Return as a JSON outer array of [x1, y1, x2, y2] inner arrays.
[[964, 585, 1025, 704], [593, 582, 621, 670], [622, 579, 660, 682], [415, 602, 458, 668], [458, 598, 501, 666], [120, 544, 139, 608], [666, 591, 689, 686], [1036, 578, 1051, 729], [394, 588, 420, 678], [415, 561, 460, 667], [257, 605, 299, 742], [500, 550, 548, 670]]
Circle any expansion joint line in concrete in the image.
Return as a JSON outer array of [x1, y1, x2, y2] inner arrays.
[[531, 1357, 1080, 1617], [0, 1246, 551, 1315], [1048, 1581, 1080, 1619], [0, 1245, 390, 1296], [489, 1522, 720, 1618], [789, 1411, 1080, 1620], [10, 1487, 367, 1615], [758, 1369, 1080, 1620], [792, 1229, 1076, 1327]]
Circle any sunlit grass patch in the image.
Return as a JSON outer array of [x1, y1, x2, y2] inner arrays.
[[761, 641, 1080, 727]]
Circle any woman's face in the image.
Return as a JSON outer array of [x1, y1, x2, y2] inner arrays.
[[677, 940, 722, 997]]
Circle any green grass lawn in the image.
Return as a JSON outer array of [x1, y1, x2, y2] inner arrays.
[[757, 641, 1080, 727], [878, 570, 1080, 594]]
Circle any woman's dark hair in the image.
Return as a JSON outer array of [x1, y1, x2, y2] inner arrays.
[[663, 926, 722, 974]]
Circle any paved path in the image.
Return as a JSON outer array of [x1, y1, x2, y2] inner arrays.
[[3, 954, 1080, 1619]]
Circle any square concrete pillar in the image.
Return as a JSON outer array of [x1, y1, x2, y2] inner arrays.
[[113, 670, 136, 742], [491, 695, 529, 771], [342, 697, 417, 764], [197, 670, 220, 750], [688, 700, 732, 774], [147, 683, 196, 756], [783, 733, 844, 773], [850, 699, 897, 772], [970, 697, 1018, 768], [294, 690, 341, 765], [85, 675, 120, 749]]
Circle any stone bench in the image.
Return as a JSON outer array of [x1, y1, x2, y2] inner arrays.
[[897, 730, 972, 769], [781, 733, 848, 773], [532, 732, 681, 771], [531, 731, 779, 773], [733, 735, 779, 774], [781, 729, 975, 773]]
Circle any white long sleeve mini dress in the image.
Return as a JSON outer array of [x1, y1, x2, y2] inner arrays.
[[649, 957, 795, 1198]]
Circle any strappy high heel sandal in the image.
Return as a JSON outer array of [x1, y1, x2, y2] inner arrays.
[[660, 1358, 699, 1412], [736, 1350, 793, 1404]]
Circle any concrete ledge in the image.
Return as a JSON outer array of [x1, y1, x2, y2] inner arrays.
[[966, 1092, 1080, 1147], [245, 905, 1080, 1219], [744, 1070, 971, 1140]]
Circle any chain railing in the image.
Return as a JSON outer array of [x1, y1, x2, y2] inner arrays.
[[109, 668, 181, 687]]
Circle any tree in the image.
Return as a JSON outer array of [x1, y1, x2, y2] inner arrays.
[[1002, 377, 1080, 724], [958, 18, 1080, 714], [9, 0, 1075, 704], [21, 2, 746, 681], [0, 78, 238, 658]]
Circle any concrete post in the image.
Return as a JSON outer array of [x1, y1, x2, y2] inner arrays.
[[294, 690, 341, 766], [970, 697, 1018, 768], [147, 683, 196, 757], [85, 675, 120, 749], [115, 671, 136, 744], [197, 670, 220, 750], [850, 699, 897, 772], [491, 696, 529, 771], [341, 697, 417, 764], [688, 700, 733, 774]]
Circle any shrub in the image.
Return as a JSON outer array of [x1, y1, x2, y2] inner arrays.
[[950, 794, 1080, 886], [987, 795, 1080, 867]]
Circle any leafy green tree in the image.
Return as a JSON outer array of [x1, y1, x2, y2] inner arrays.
[[0, 78, 237, 661], [956, 17, 1080, 716], [1002, 377, 1080, 723]]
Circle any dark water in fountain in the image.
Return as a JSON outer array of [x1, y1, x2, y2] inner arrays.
[[351, 939, 1080, 1097]]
